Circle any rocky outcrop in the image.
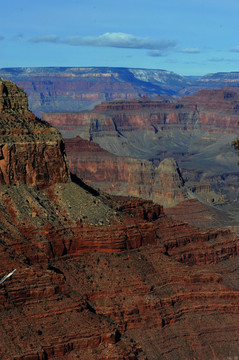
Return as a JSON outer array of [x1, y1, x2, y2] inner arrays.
[[0, 78, 29, 113], [0, 78, 70, 187], [0, 80, 239, 360]]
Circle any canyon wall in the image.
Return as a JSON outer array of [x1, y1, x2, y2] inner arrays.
[[2, 67, 239, 116], [1, 187, 239, 360], [42, 90, 239, 223], [43, 89, 239, 137], [65, 136, 226, 212], [0, 79, 238, 360], [0, 67, 186, 116]]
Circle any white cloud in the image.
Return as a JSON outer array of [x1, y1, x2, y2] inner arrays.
[[30, 32, 177, 51], [63, 33, 177, 50]]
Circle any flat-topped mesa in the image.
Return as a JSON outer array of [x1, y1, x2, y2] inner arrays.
[[0, 78, 70, 187], [180, 88, 239, 113], [94, 97, 173, 112]]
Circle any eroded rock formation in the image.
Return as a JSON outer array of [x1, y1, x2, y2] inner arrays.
[[0, 79, 70, 187], [43, 88, 239, 136], [0, 80, 238, 360], [43, 90, 239, 224], [0, 77, 28, 113], [65, 136, 225, 210]]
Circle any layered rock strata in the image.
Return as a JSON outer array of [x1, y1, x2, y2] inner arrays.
[[43, 90, 239, 223], [65, 136, 225, 210], [2, 67, 239, 116], [0, 79, 70, 187], [43, 89, 239, 138], [1, 193, 239, 360], [0, 80, 238, 360]]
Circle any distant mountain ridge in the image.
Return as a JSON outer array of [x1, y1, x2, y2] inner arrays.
[[1, 67, 239, 115]]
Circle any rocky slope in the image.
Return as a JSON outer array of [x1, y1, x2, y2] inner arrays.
[[1, 191, 239, 360], [0, 79, 239, 360]]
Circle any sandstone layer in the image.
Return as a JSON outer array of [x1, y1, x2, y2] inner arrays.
[[0, 79, 239, 360]]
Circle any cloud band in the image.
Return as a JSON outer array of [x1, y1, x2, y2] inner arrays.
[[30, 32, 177, 51]]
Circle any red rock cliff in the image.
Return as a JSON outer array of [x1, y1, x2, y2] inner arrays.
[[43, 89, 239, 136], [0, 78, 70, 187]]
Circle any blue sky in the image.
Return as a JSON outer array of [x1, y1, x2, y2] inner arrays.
[[1, 0, 239, 75]]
